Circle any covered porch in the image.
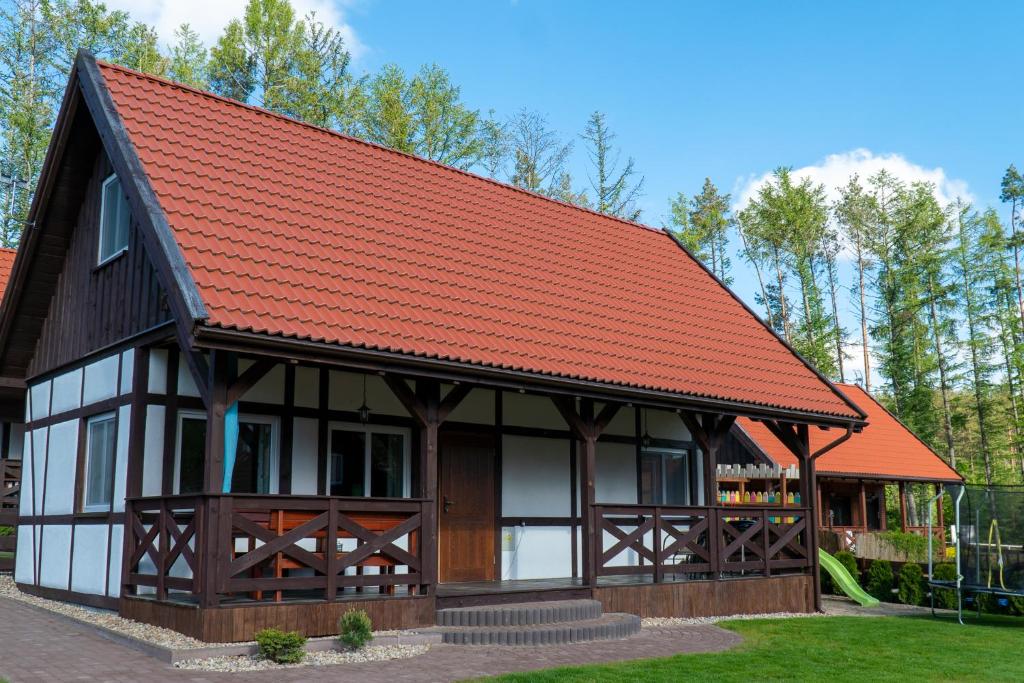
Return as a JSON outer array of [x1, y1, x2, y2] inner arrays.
[[116, 347, 845, 640]]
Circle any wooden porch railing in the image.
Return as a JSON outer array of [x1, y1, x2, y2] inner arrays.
[[124, 494, 428, 604], [593, 504, 812, 581], [0, 460, 21, 572]]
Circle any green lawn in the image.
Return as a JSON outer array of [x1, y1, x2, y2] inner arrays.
[[488, 614, 1024, 682]]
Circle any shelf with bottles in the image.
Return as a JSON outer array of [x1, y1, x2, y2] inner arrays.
[[715, 476, 801, 508]]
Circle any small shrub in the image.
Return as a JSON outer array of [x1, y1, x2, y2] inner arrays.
[[898, 563, 925, 605], [0, 526, 13, 536], [338, 609, 373, 649], [931, 563, 958, 609], [255, 628, 306, 664], [820, 565, 833, 595], [835, 551, 859, 579], [865, 559, 894, 601]]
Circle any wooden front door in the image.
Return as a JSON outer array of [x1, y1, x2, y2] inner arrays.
[[439, 431, 496, 583]]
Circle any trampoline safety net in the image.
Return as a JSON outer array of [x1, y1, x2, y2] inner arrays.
[[955, 485, 1024, 594]]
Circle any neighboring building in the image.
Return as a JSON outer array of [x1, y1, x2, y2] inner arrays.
[[727, 383, 961, 543], [0, 246, 24, 573], [0, 52, 867, 641]]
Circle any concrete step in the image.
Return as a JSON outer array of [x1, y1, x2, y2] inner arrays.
[[436, 599, 603, 627], [429, 612, 641, 645]]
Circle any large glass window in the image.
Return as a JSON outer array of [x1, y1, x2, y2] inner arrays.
[[640, 448, 691, 506], [83, 413, 116, 511], [98, 174, 130, 264], [329, 425, 409, 498], [176, 414, 277, 494]]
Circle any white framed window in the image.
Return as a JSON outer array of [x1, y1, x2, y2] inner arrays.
[[174, 411, 279, 495], [327, 422, 411, 498], [639, 447, 692, 506], [98, 174, 130, 265], [83, 412, 117, 511]]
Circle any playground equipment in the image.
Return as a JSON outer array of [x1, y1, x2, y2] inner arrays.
[[927, 484, 1024, 623], [819, 549, 879, 607]]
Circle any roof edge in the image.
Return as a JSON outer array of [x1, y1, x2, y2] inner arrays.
[[76, 50, 207, 326], [195, 323, 867, 426], [664, 230, 867, 423]]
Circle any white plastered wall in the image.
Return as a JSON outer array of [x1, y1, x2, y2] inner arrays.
[[16, 349, 134, 598]]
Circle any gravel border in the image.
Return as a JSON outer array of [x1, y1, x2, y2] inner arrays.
[[642, 610, 827, 627], [0, 576, 436, 665], [174, 644, 430, 672]]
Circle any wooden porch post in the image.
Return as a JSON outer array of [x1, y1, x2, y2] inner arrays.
[[416, 380, 440, 592], [859, 480, 868, 532], [899, 481, 908, 531], [797, 424, 822, 612], [120, 347, 150, 597], [552, 397, 621, 588], [384, 376, 472, 592], [199, 349, 228, 608], [678, 411, 735, 580]]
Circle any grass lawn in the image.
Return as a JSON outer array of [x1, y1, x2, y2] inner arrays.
[[488, 614, 1024, 682]]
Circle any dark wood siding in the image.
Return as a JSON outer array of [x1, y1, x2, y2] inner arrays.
[[27, 152, 171, 377]]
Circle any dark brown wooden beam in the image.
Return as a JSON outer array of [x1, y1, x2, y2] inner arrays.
[[225, 358, 275, 406], [383, 375, 427, 427]]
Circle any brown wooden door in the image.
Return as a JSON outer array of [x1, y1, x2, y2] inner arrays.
[[439, 431, 496, 583]]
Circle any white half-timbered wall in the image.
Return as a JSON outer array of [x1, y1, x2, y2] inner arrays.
[[16, 348, 133, 597], [20, 345, 698, 595]]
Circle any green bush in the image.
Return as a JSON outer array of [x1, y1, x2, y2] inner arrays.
[[898, 563, 925, 606], [255, 628, 306, 664], [835, 551, 859, 579], [865, 559, 894, 601], [0, 526, 13, 536], [338, 609, 373, 649], [931, 563, 958, 609], [877, 531, 931, 561]]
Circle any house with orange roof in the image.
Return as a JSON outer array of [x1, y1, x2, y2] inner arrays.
[[719, 383, 961, 547], [0, 52, 871, 642], [0, 246, 24, 574]]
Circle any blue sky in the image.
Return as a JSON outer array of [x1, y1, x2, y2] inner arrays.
[[125, 0, 1024, 380]]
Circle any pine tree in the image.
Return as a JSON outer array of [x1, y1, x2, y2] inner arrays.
[[168, 24, 207, 89], [999, 165, 1024, 331], [580, 111, 643, 221], [835, 175, 876, 389], [954, 201, 998, 485]]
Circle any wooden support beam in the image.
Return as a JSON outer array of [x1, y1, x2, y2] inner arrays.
[[859, 481, 868, 532], [679, 411, 735, 507], [899, 481, 908, 531], [550, 396, 624, 587], [225, 358, 275, 406], [203, 349, 229, 495]]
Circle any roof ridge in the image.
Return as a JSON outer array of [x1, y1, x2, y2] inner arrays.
[[95, 60, 667, 237]]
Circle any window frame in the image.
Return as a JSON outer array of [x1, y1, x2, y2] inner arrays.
[[97, 173, 130, 266], [173, 410, 280, 495], [326, 421, 412, 498], [82, 411, 117, 513], [639, 446, 692, 507]]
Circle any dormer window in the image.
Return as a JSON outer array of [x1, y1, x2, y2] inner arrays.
[[98, 174, 130, 264]]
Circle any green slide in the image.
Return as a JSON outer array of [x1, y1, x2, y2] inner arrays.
[[819, 548, 879, 607]]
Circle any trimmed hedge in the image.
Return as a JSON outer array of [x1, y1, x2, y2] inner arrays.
[[865, 559, 894, 602], [898, 563, 925, 606], [931, 563, 958, 609]]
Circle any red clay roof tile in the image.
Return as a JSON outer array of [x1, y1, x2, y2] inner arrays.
[[0, 248, 15, 299], [736, 383, 961, 481], [96, 62, 861, 420]]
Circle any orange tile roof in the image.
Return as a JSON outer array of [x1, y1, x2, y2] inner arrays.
[[736, 383, 961, 481], [0, 248, 16, 299], [95, 61, 862, 420]]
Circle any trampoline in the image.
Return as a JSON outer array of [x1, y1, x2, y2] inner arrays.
[[927, 484, 1024, 623]]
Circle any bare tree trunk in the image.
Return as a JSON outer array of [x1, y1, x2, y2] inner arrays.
[[772, 246, 792, 342], [825, 255, 845, 382], [1012, 198, 1024, 330], [855, 246, 871, 390]]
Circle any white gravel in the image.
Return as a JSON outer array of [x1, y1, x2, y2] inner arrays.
[[174, 644, 429, 672], [0, 575, 214, 648], [642, 610, 827, 627]]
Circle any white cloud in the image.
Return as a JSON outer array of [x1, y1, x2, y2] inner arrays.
[[732, 148, 973, 212], [107, 0, 365, 59]]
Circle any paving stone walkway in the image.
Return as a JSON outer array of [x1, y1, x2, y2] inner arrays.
[[0, 597, 742, 682]]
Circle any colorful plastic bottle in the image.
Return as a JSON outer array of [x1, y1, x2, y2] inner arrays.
[[794, 492, 801, 505], [787, 492, 795, 505]]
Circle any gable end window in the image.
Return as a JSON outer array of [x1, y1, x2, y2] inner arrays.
[[98, 174, 130, 264], [83, 412, 117, 511]]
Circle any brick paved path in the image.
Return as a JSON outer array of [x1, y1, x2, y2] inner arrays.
[[0, 598, 742, 682]]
